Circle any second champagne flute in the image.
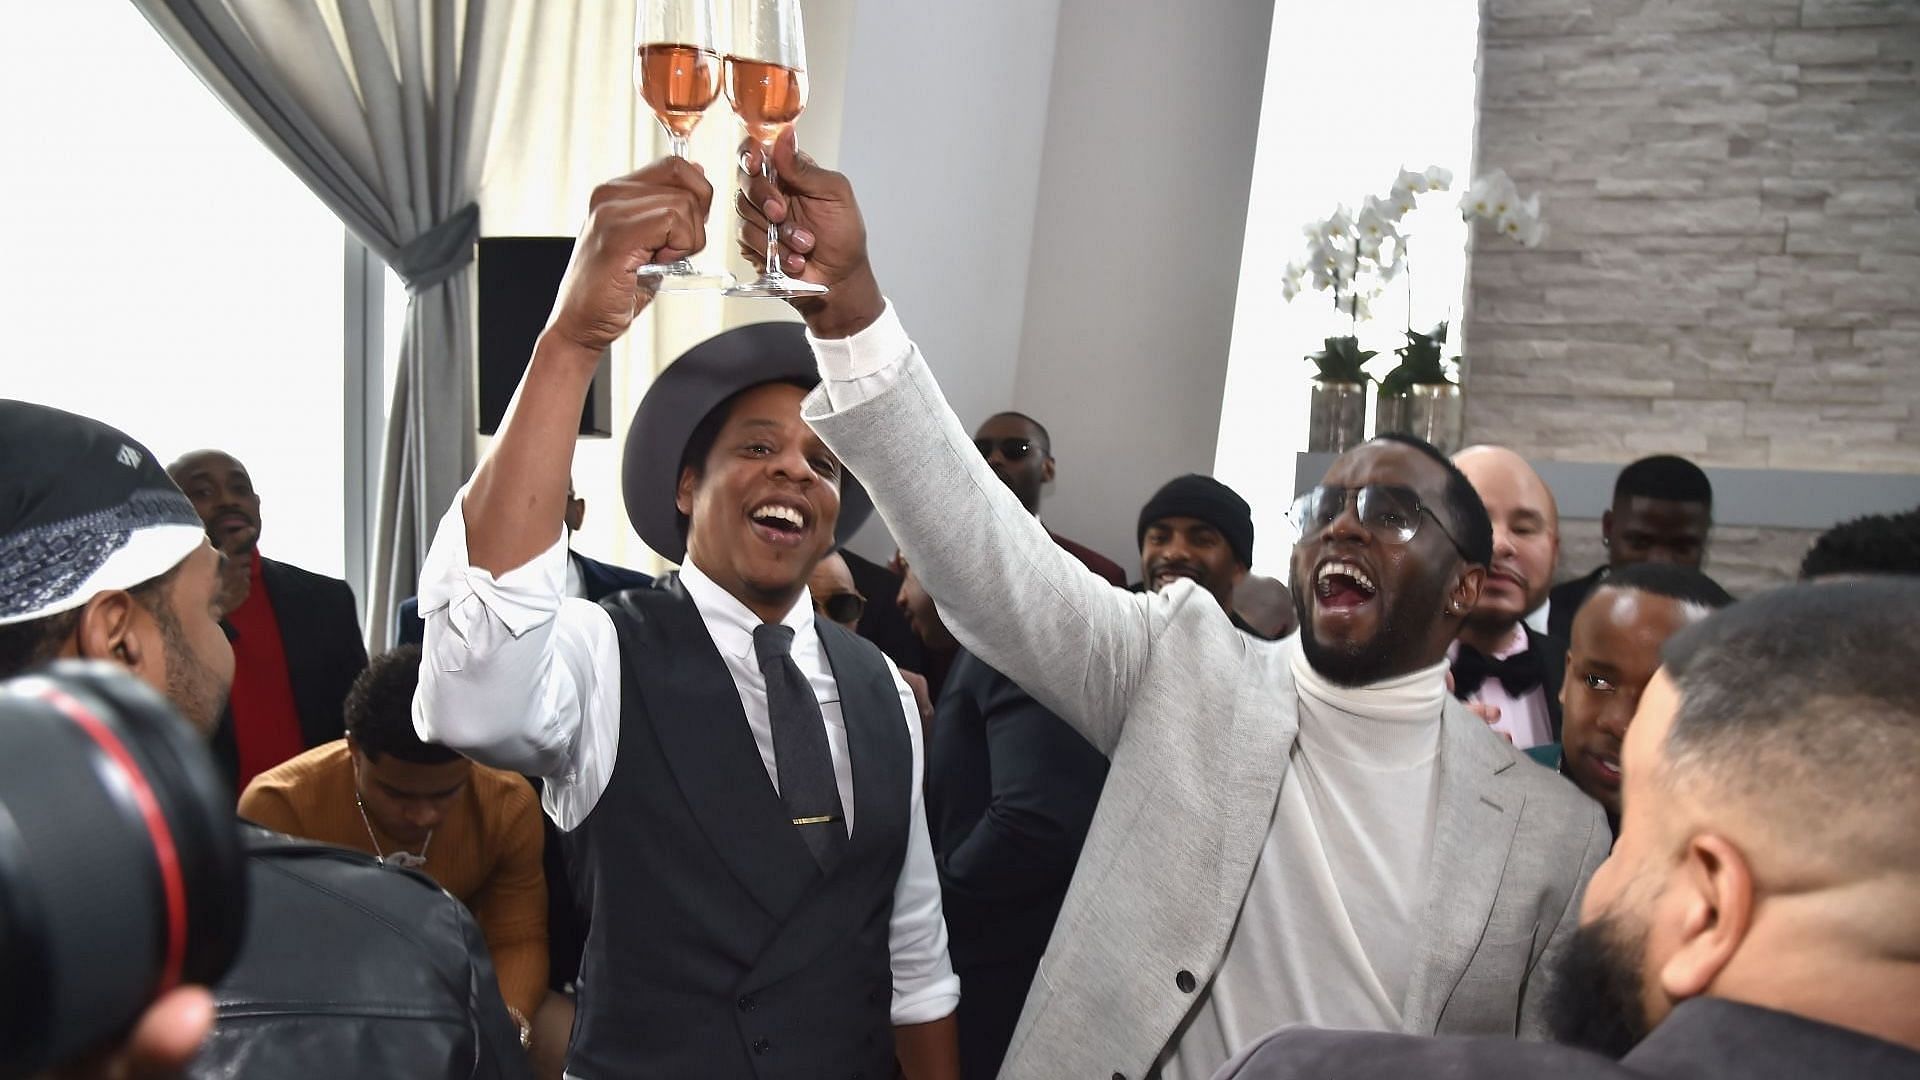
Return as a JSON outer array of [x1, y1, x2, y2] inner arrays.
[[724, 0, 826, 298], [634, 0, 732, 290]]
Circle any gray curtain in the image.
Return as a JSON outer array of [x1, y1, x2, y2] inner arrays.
[[131, 0, 517, 648]]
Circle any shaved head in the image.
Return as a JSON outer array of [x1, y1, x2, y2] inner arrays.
[[1453, 445, 1560, 635]]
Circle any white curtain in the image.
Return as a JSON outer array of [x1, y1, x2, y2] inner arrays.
[[131, 0, 517, 647]]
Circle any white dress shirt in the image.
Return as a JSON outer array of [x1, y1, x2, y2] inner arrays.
[[411, 497, 958, 1024]]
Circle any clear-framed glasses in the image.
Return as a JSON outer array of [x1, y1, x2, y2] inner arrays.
[[1289, 484, 1469, 557]]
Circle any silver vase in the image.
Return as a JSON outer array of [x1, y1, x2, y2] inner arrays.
[[1375, 382, 1463, 454], [1307, 381, 1369, 453]]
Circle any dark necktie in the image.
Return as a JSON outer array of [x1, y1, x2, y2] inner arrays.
[[1451, 645, 1541, 699], [752, 623, 847, 870]]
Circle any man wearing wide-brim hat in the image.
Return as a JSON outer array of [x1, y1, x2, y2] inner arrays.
[[412, 158, 959, 1079]]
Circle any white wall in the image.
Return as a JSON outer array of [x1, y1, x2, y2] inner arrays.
[[1013, 0, 1275, 572], [819, 0, 1275, 572], [825, 0, 1065, 564]]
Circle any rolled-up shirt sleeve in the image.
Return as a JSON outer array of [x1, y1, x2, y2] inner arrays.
[[883, 657, 962, 1025], [412, 490, 621, 830]]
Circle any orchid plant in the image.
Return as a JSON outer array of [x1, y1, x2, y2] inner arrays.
[[1283, 165, 1546, 386]]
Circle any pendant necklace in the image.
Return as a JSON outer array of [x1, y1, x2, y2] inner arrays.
[[355, 791, 433, 870]]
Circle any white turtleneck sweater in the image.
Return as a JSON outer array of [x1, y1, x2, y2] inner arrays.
[[1158, 637, 1449, 1080]]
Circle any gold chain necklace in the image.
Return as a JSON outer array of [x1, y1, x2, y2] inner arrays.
[[354, 791, 433, 870]]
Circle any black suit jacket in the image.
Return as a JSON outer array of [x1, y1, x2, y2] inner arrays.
[[394, 550, 653, 647], [212, 557, 367, 793], [1547, 565, 1608, 642], [926, 649, 1108, 1080], [1215, 998, 1920, 1080]]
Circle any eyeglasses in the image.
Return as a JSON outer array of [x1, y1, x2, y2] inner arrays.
[[1288, 484, 1469, 558], [814, 591, 867, 626], [974, 437, 1038, 461]]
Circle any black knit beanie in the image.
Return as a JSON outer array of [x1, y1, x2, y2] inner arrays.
[[1136, 474, 1254, 569]]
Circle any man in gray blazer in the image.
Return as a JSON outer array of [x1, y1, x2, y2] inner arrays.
[[726, 136, 1607, 1080], [1214, 581, 1920, 1079]]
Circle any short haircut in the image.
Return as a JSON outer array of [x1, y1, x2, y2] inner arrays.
[[0, 563, 182, 679], [1614, 454, 1712, 509], [1799, 507, 1920, 580], [345, 646, 458, 765], [1598, 562, 1735, 615], [1369, 433, 1495, 566], [984, 411, 1052, 456], [1659, 580, 1920, 827], [674, 377, 817, 540]]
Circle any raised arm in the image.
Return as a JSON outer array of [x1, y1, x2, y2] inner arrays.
[[466, 158, 713, 574], [413, 159, 713, 787], [731, 133, 1180, 755]]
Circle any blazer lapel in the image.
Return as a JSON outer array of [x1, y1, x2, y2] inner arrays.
[[610, 581, 820, 923], [1401, 699, 1526, 1032]]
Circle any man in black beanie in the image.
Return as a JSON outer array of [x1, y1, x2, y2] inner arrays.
[[1137, 474, 1255, 616]]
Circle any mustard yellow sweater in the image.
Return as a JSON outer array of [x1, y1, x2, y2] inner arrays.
[[239, 740, 548, 1020]]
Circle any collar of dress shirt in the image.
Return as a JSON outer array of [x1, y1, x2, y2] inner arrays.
[[678, 557, 817, 662]]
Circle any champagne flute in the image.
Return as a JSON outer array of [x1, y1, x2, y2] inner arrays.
[[723, 0, 827, 298], [634, 0, 732, 290]]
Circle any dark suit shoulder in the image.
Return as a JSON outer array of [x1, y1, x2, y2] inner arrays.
[[1221, 1025, 1627, 1079], [260, 556, 357, 600]]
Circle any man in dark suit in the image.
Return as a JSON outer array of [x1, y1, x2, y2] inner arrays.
[[169, 450, 368, 793], [896, 557, 1107, 1080], [395, 481, 651, 647], [973, 410, 1128, 586], [1544, 455, 1713, 642], [1216, 581, 1920, 1079], [1450, 446, 1566, 750]]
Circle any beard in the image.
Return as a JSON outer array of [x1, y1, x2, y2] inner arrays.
[[1293, 577, 1437, 687], [1546, 911, 1655, 1060], [152, 605, 229, 737]]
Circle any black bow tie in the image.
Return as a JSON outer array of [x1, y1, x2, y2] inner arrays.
[[1451, 645, 1540, 699]]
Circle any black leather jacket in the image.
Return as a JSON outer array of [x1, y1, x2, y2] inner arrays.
[[189, 824, 532, 1079]]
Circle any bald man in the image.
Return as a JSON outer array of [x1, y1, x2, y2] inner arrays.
[[1447, 446, 1565, 749], [169, 449, 368, 792], [1216, 580, 1920, 1079]]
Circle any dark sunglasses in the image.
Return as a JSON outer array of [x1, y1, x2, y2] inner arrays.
[[1288, 483, 1470, 558], [815, 591, 867, 626], [974, 437, 1038, 461]]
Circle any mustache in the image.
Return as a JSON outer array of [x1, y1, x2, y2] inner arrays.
[[1150, 561, 1206, 580]]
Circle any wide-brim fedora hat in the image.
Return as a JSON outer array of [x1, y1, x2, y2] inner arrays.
[[622, 321, 872, 564]]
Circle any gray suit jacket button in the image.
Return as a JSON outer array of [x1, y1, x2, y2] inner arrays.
[[1176, 969, 1197, 993]]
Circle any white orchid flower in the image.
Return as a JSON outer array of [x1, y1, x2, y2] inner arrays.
[[1423, 165, 1454, 191], [1356, 197, 1400, 258], [1318, 206, 1356, 244], [1393, 166, 1430, 195], [1461, 169, 1519, 220]]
